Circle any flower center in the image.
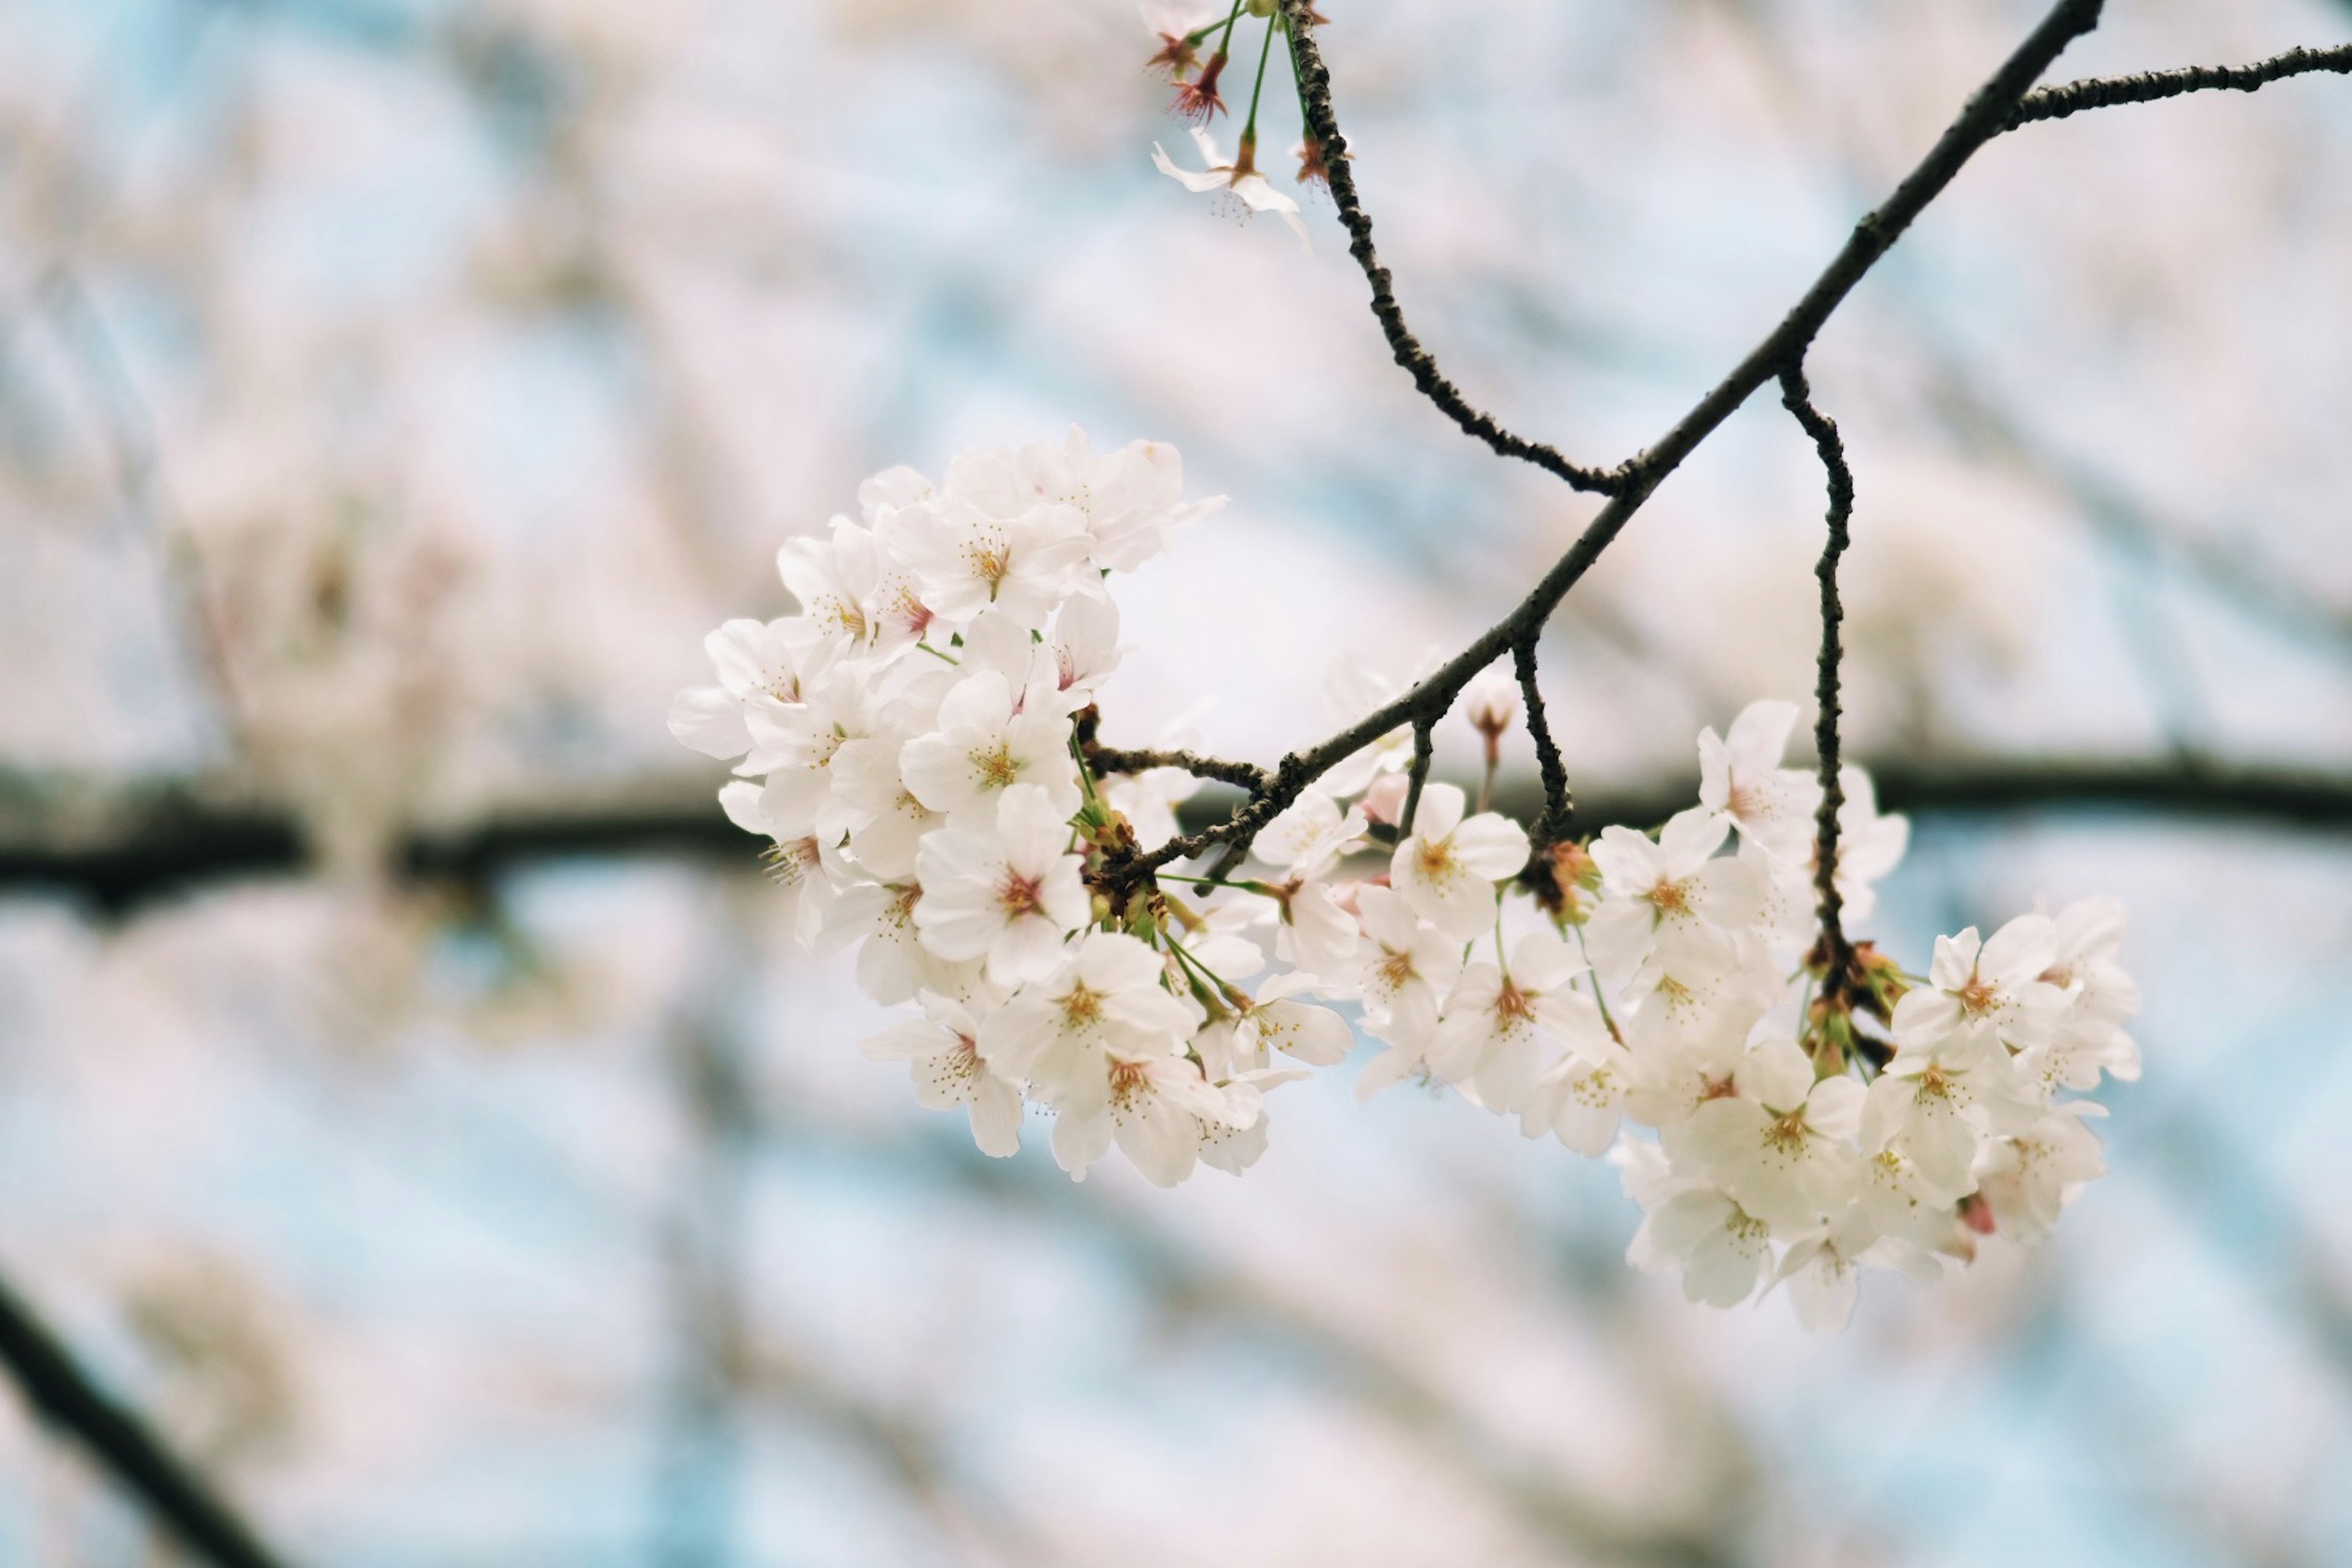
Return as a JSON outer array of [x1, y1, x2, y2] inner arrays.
[[1107, 1059, 1150, 1105], [1648, 877, 1691, 917], [1494, 982, 1535, 1029], [1764, 1110, 1811, 1155], [1060, 983, 1104, 1028], [997, 870, 1043, 919], [761, 837, 821, 889], [1415, 837, 1455, 882], [1956, 977, 1998, 1017], [965, 534, 1012, 589], [1376, 951, 1417, 990], [972, 740, 1023, 790]]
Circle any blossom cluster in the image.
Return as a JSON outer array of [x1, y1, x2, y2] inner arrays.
[[673, 432, 2140, 1331]]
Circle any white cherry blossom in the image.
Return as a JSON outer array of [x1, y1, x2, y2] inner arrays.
[[1152, 126, 1311, 251], [862, 991, 1024, 1158], [1392, 782, 1531, 941], [1697, 699, 1822, 859], [899, 669, 1081, 824], [1585, 807, 1766, 979], [911, 784, 1090, 986]]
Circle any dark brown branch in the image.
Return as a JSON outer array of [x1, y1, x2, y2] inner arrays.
[[1398, 718, 1436, 837], [0, 1272, 298, 1568], [1777, 363, 1857, 1001], [1512, 636, 1573, 844], [1082, 745, 1270, 793], [2004, 42, 2352, 129], [1280, 2, 1624, 497], [14, 756, 2352, 914], [1151, 0, 2107, 876]]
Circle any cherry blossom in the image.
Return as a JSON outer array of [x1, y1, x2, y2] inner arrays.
[[911, 784, 1089, 986], [862, 992, 1023, 1157], [676, 434, 2141, 1319], [1152, 126, 1311, 251], [1697, 699, 1822, 859], [1391, 782, 1532, 941]]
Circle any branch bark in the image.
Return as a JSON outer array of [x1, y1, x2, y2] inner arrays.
[[2003, 42, 2352, 129], [0, 1272, 298, 1568], [1156, 0, 2109, 880]]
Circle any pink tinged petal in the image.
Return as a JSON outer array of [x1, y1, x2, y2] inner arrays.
[[1686, 1218, 1771, 1308], [1450, 813, 1532, 880], [994, 783, 1075, 868], [861, 1020, 945, 1063], [1657, 806, 1731, 873], [1269, 1002, 1354, 1066], [1412, 782, 1467, 845], [1980, 913, 2059, 987], [1684, 1097, 1771, 1172], [897, 734, 973, 813], [717, 781, 770, 836], [669, 687, 753, 758], [1115, 1094, 1199, 1188], [1354, 1045, 1422, 1102], [967, 1079, 1025, 1158], [1783, 1246, 1861, 1333], [1582, 899, 1657, 980], [1724, 699, 1800, 776], [1806, 1075, 1866, 1141], [1075, 930, 1161, 991], [1929, 929, 1983, 990], [1740, 1038, 1816, 1110], [1052, 1104, 1113, 1179], [1037, 861, 1093, 933], [1692, 856, 1766, 930], [1509, 929, 1581, 992], [1588, 826, 1665, 895], [1697, 728, 1733, 812], [995, 916, 1077, 987], [910, 902, 1000, 963]]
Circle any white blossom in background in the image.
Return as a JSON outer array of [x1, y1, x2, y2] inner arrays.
[[676, 433, 2141, 1330]]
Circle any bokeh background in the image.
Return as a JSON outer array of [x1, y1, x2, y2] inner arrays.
[[6, 0, 2352, 1563]]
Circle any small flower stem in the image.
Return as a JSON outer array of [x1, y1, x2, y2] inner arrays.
[[1242, 11, 1281, 142], [1570, 924, 1620, 1041], [1398, 719, 1435, 837], [1214, 0, 1245, 56], [914, 639, 960, 666], [1158, 872, 1280, 898], [1169, 936, 1245, 1008], [1068, 734, 1102, 809], [1477, 753, 1496, 815]]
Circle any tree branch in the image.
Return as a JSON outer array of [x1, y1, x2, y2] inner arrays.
[[1154, 0, 2106, 878], [1082, 745, 1270, 793], [16, 756, 2352, 916], [0, 1271, 298, 1568], [1281, 1, 1625, 497], [1512, 636, 1574, 844], [2003, 42, 2352, 129], [1777, 363, 1856, 999]]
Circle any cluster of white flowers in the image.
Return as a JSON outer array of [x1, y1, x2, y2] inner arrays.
[[674, 432, 2140, 1330]]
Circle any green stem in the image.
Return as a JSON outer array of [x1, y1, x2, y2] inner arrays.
[[915, 639, 959, 666], [1214, 0, 1245, 55], [1570, 924, 1620, 1040], [1242, 12, 1280, 141]]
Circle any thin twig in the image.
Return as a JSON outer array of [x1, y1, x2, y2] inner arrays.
[[1280, 0, 1624, 496], [1398, 718, 1436, 837], [1082, 745, 1271, 792], [1777, 362, 1856, 1000], [1511, 636, 1574, 845], [2004, 42, 2352, 129], [0, 1273, 298, 1568], [1131, 0, 2106, 879]]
